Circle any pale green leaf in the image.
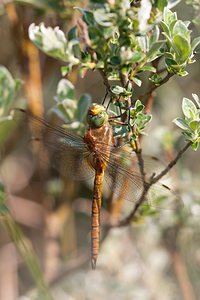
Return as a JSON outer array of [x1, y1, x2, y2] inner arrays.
[[172, 21, 190, 41], [189, 120, 200, 131], [132, 76, 142, 87], [163, 7, 177, 26], [0, 66, 21, 116], [173, 35, 190, 62], [147, 40, 166, 59], [182, 97, 197, 119], [191, 142, 199, 151], [173, 117, 192, 131], [111, 85, 124, 95], [149, 26, 160, 47], [191, 37, 200, 53], [138, 66, 156, 72], [77, 94, 91, 122], [192, 94, 200, 108], [161, 21, 169, 34], [55, 79, 76, 103]]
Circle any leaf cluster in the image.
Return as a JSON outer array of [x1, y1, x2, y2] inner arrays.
[[110, 99, 151, 140], [0, 66, 21, 122], [29, 2, 200, 86], [51, 79, 91, 135], [173, 94, 200, 150], [161, 8, 200, 76]]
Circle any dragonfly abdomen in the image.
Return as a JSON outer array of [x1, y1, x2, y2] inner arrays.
[[91, 171, 104, 270]]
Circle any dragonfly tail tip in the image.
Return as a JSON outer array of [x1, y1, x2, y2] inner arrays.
[[91, 258, 97, 270]]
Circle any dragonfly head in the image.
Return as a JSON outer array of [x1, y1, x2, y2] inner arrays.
[[87, 104, 108, 128]]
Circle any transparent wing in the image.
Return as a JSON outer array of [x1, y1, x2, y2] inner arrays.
[[100, 145, 183, 210], [16, 109, 95, 181], [147, 183, 183, 210]]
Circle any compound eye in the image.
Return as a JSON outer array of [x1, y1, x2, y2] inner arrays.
[[87, 113, 93, 125], [92, 111, 108, 128]]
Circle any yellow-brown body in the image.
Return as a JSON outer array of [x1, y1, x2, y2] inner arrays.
[[83, 105, 113, 269]]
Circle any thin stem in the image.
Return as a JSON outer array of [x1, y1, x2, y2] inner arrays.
[[151, 141, 191, 184], [135, 72, 174, 102], [97, 69, 116, 97], [118, 185, 150, 227]]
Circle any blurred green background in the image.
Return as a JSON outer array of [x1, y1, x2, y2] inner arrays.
[[0, 1, 200, 300]]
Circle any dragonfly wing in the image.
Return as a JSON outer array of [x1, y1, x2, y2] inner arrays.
[[17, 109, 95, 181], [101, 146, 182, 210], [147, 183, 183, 210], [104, 151, 144, 202], [39, 136, 95, 180]]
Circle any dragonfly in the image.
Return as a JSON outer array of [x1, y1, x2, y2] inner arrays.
[[16, 104, 182, 269]]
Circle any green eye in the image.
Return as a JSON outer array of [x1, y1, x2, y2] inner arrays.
[[87, 111, 108, 128], [87, 113, 92, 125]]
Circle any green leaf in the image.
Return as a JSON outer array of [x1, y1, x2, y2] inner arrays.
[[172, 21, 190, 41], [169, 20, 177, 33], [75, 8, 95, 25], [163, 7, 177, 26], [108, 73, 120, 80], [61, 65, 72, 76], [182, 97, 197, 119], [67, 26, 77, 41], [137, 36, 148, 52], [149, 26, 160, 47], [177, 70, 188, 77], [173, 117, 192, 131], [191, 142, 199, 151], [137, 113, 146, 120], [29, 23, 79, 65], [164, 52, 174, 59], [77, 94, 91, 122], [191, 37, 200, 53], [195, 48, 200, 54], [135, 104, 144, 113], [0, 66, 21, 116], [55, 79, 76, 103], [135, 100, 143, 109], [154, 0, 168, 11], [29, 22, 65, 53], [110, 85, 124, 95], [110, 56, 121, 65], [147, 40, 166, 59], [126, 81, 132, 93], [192, 94, 200, 108], [161, 21, 169, 35], [149, 74, 163, 85], [94, 8, 116, 27], [57, 100, 77, 122], [138, 66, 156, 72], [112, 125, 130, 138], [173, 35, 190, 62], [132, 76, 142, 87], [129, 52, 145, 63], [145, 114, 152, 124], [189, 120, 200, 132]]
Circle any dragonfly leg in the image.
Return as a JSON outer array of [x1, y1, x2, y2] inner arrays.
[[102, 89, 108, 106]]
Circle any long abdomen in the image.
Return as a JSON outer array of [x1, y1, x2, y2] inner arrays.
[[91, 171, 104, 270]]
